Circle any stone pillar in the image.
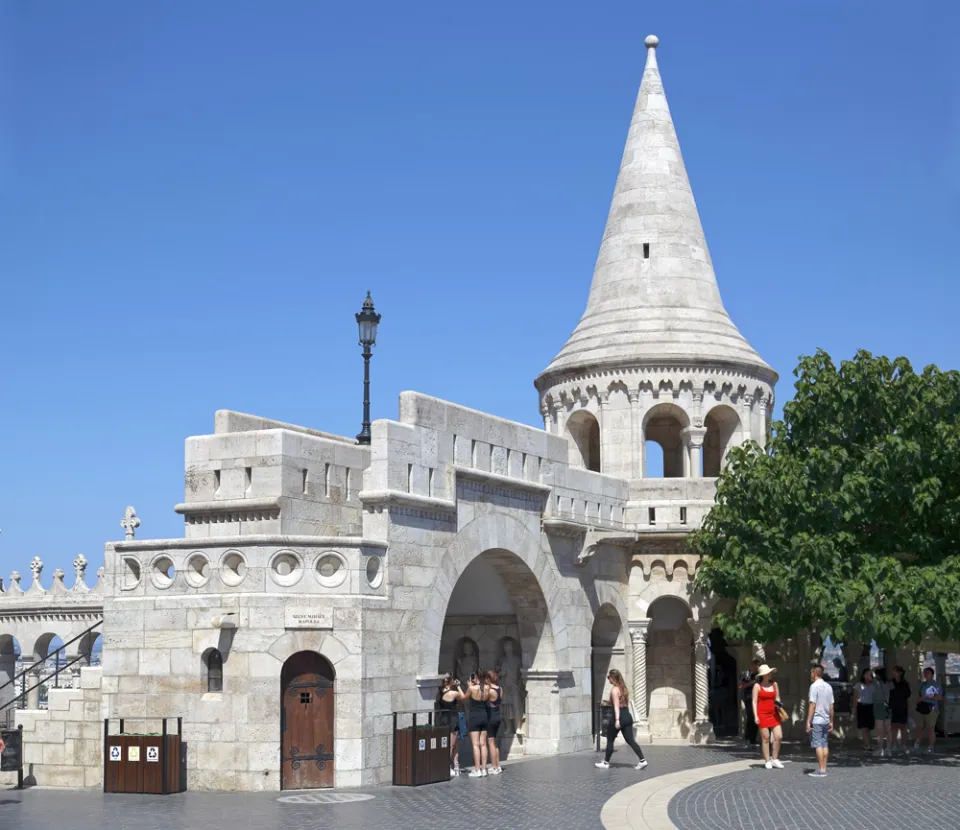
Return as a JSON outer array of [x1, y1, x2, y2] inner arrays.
[[0, 654, 17, 712], [688, 619, 715, 744], [629, 621, 651, 741], [522, 670, 560, 756], [26, 670, 43, 709], [740, 394, 754, 443], [628, 391, 642, 478], [681, 427, 706, 479], [597, 394, 608, 475]]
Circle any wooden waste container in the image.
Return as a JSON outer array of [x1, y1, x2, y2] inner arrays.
[[103, 718, 184, 794], [392, 710, 451, 786]]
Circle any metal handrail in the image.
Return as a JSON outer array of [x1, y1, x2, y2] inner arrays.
[[0, 651, 95, 715], [0, 619, 102, 695]]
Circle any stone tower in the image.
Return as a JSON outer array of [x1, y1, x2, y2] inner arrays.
[[535, 36, 777, 483]]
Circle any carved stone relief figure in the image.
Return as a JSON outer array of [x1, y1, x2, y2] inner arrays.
[[497, 637, 525, 735], [455, 638, 479, 686]]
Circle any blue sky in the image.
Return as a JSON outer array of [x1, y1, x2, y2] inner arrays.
[[1, 1, 957, 577]]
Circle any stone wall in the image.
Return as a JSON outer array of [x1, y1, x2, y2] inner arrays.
[[0, 667, 103, 789], [647, 629, 692, 739]]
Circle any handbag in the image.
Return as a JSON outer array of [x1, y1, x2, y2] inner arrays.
[[916, 701, 932, 715], [600, 705, 615, 737], [774, 700, 789, 723]]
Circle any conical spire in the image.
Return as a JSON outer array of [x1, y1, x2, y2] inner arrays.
[[537, 36, 774, 386]]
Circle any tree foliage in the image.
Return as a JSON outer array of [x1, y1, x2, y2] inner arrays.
[[692, 350, 960, 648]]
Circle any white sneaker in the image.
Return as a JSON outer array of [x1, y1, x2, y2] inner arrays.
[[764, 760, 773, 770], [468, 769, 483, 778], [925, 748, 934, 755], [489, 767, 502, 775], [450, 767, 457, 777], [771, 759, 784, 770], [636, 760, 648, 770], [481, 769, 488, 777], [595, 761, 610, 769]]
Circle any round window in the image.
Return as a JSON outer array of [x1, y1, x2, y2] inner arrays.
[[269, 550, 303, 587], [150, 556, 175, 589], [315, 552, 347, 588], [220, 551, 247, 587], [184, 553, 211, 588]]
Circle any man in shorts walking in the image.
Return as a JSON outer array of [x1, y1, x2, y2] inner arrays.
[[806, 664, 834, 778]]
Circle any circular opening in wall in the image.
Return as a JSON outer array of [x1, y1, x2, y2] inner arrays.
[[184, 553, 211, 588], [315, 552, 347, 588], [220, 551, 247, 587], [121, 557, 142, 590], [365, 555, 383, 589], [269, 550, 303, 587], [150, 556, 175, 589]]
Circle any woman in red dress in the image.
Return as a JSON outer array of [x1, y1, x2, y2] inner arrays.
[[752, 664, 784, 770]]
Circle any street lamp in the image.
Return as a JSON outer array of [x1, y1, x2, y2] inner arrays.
[[355, 291, 381, 445]]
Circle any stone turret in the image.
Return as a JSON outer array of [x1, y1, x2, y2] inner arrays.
[[535, 36, 776, 481]]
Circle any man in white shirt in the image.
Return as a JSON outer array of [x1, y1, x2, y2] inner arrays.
[[806, 664, 834, 778]]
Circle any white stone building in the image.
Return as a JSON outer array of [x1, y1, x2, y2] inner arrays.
[[3, 37, 818, 791]]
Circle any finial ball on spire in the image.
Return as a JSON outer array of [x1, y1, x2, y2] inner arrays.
[[645, 34, 659, 48]]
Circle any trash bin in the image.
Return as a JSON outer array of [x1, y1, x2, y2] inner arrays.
[[103, 718, 184, 794], [392, 710, 450, 786]]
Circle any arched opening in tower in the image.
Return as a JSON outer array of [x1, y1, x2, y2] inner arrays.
[[643, 403, 688, 478], [703, 405, 742, 477], [565, 410, 601, 472]]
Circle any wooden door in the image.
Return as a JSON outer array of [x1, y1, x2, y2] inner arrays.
[[281, 651, 335, 790]]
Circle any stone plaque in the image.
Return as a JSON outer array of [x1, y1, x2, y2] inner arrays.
[[284, 606, 333, 630]]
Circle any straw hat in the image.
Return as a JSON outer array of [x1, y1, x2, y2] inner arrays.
[[756, 664, 777, 678]]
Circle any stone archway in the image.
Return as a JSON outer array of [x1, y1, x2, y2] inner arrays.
[[646, 595, 693, 739], [420, 513, 574, 758], [591, 604, 624, 737]]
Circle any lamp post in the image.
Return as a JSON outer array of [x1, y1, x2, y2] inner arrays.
[[355, 291, 381, 445]]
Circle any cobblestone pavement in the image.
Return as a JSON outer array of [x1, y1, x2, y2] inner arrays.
[[0, 746, 740, 830], [670, 749, 960, 830]]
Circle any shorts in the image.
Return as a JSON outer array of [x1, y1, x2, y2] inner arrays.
[[890, 706, 908, 726], [469, 708, 488, 733], [856, 703, 875, 731], [487, 712, 502, 739], [916, 709, 938, 730], [810, 722, 830, 749]]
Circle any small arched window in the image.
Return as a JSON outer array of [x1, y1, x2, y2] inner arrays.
[[203, 648, 223, 693]]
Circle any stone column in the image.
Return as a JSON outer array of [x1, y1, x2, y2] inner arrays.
[[522, 670, 561, 756], [681, 427, 706, 478], [740, 393, 754, 443], [628, 391, 642, 478], [0, 653, 17, 712], [630, 624, 649, 720], [688, 619, 715, 744], [26, 669, 43, 709], [597, 394, 608, 474]]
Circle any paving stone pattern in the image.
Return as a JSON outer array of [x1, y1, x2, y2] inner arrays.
[[0, 747, 739, 830], [670, 752, 960, 830]]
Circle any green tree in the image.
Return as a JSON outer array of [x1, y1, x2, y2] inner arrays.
[[692, 349, 960, 649]]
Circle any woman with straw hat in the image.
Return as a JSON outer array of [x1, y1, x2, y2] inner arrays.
[[752, 664, 784, 770]]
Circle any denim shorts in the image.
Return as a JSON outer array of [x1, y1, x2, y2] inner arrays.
[[810, 722, 829, 749]]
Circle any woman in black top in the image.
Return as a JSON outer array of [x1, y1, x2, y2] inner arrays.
[[485, 670, 504, 775], [887, 665, 911, 754], [436, 674, 465, 776]]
